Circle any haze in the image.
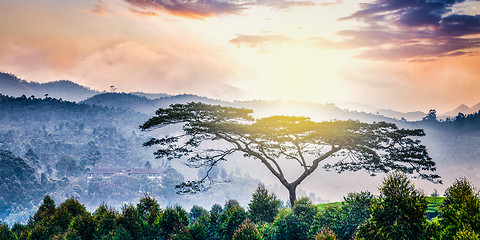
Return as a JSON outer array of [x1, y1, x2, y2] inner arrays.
[[0, 0, 479, 112]]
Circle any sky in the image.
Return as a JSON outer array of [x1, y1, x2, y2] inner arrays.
[[0, 0, 479, 112]]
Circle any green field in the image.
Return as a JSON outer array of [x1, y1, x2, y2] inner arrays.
[[316, 196, 445, 220]]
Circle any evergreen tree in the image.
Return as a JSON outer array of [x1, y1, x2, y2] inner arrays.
[[0, 220, 15, 240], [273, 197, 318, 240], [248, 183, 282, 224], [93, 204, 117, 239], [137, 194, 161, 239], [189, 205, 208, 224], [311, 191, 373, 240], [357, 172, 428, 240], [232, 219, 263, 240], [438, 178, 480, 239], [206, 204, 223, 240], [156, 205, 189, 239], [314, 228, 338, 240], [220, 200, 247, 240]]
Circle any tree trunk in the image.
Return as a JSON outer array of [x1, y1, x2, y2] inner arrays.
[[288, 185, 297, 208]]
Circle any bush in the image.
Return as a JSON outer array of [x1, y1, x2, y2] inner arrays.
[[220, 200, 247, 240], [156, 205, 189, 239], [248, 183, 282, 224], [273, 197, 318, 240], [189, 205, 208, 224], [314, 228, 338, 240], [439, 178, 480, 239], [232, 219, 263, 240], [257, 222, 277, 240], [357, 172, 428, 240], [311, 191, 373, 240], [0, 221, 15, 240]]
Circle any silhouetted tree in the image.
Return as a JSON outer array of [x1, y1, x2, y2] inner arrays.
[[141, 103, 440, 206], [423, 109, 438, 122], [145, 161, 152, 169]]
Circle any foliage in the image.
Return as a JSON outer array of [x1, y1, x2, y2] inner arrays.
[[220, 200, 247, 240], [0, 220, 15, 240], [232, 219, 263, 240], [92, 203, 117, 238], [311, 191, 374, 240], [137, 194, 162, 239], [189, 205, 208, 225], [357, 172, 428, 240], [2, 181, 480, 240], [248, 183, 282, 224], [256, 222, 277, 240], [438, 178, 480, 239], [141, 102, 440, 206], [314, 228, 338, 240], [273, 197, 318, 240], [426, 196, 444, 220], [156, 205, 189, 239], [206, 204, 223, 240], [0, 149, 44, 220]]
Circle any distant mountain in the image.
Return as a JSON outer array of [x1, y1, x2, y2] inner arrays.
[[442, 103, 480, 117], [81, 93, 225, 114], [335, 101, 379, 113], [0, 72, 99, 102], [376, 109, 427, 121], [131, 92, 170, 99], [334, 101, 427, 121], [81, 93, 157, 113]]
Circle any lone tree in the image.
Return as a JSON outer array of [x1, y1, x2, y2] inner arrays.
[[140, 102, 440, 206]]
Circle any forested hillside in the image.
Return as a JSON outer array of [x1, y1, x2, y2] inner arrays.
[[1, 92, 480, 226], [0, 73, 98, 102], [2, 174, 479, 240], [0, 95, 271, 224]]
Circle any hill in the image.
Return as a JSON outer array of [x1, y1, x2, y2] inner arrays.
[[0, 72, 99, 102], [376, 109, 426, 121], [81, 92, 226, 114], [442, 103, 480, 117]]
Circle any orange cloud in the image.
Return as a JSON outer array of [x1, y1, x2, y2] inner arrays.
[[130, 9, 158, 17], [90, 6, 106, 16]]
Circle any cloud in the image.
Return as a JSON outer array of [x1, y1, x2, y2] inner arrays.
[[319, 0, 342, 6], [90, 6, 107, 15], [130, 9, 159, 16], [230, 34, 296, 48], [335, 0, 480, 61], [90, 0, 108, 16], [124, 0, 316, 19]]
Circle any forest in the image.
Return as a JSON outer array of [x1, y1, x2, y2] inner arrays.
[[0, 94, 264, 224], [1, 93, 480, 238], [1, 173, 479, 240]]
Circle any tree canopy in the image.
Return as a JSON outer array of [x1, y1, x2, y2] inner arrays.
[[140, 102, 441, 206]]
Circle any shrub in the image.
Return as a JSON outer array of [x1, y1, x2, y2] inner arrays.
[[311, 191, 373, 240], [439, 178, 480, 239], [248, 184, 282, 223], [357, 172, 428, 240], [314, 228, 338, 240], [220, 200, 247, 240], [232, 219, 263, 240]]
